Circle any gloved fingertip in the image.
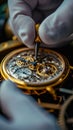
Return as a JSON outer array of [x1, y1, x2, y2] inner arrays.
[[26, 42, 35, 49], [0, 80, 18, 93]]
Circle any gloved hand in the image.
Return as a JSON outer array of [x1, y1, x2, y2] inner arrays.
[[0, 80, 60, 130], [8, 0, 73, 48]]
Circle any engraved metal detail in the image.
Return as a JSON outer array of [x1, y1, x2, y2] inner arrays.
[[5, 48, 65, 85]]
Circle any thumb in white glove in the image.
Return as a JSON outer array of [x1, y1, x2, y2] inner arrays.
[[39, 0, 73, 47]]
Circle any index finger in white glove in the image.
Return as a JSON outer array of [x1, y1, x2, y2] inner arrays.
[[8, 0, 36, 48], [39, 0, 73, 47]]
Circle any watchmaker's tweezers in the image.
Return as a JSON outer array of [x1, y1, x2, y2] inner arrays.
[[35, 42, 40, 60], [35, 24, 41, 60]]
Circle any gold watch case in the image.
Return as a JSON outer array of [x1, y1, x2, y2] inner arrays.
[[0, 47, 70, 90]]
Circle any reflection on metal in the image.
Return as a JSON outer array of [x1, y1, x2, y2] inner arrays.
[[39, 102, 61, 110], [0, 48, 70, 90], [70, 65, 73, 70]]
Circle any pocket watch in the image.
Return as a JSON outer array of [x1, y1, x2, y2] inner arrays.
[[0, 47, 70, 91]]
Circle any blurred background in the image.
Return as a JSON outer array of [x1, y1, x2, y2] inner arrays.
[[0, 0, 13, 43]]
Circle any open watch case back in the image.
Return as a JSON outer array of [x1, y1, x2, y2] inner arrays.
[[0, 45, 70, 91]]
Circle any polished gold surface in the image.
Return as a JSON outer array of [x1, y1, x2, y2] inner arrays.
[[0, 47, 70, 90]]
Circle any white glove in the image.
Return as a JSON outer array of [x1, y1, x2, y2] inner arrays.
[[0, 80, 60, 130], [8, 0, 73, 48]]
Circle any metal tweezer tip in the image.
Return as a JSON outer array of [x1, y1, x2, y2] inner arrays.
[[35, 42, 40, 60]]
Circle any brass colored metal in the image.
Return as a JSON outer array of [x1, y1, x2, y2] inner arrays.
[[35, 24, 41, 43], [39, 102, 61, 110], [0, 47, 70, 91], [35, 24, 41, 60], [46, 87, 57, 100], [70, 65, 73, 70]]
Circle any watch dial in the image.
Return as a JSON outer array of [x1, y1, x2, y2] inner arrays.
[[6, 48, 65, 85]]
